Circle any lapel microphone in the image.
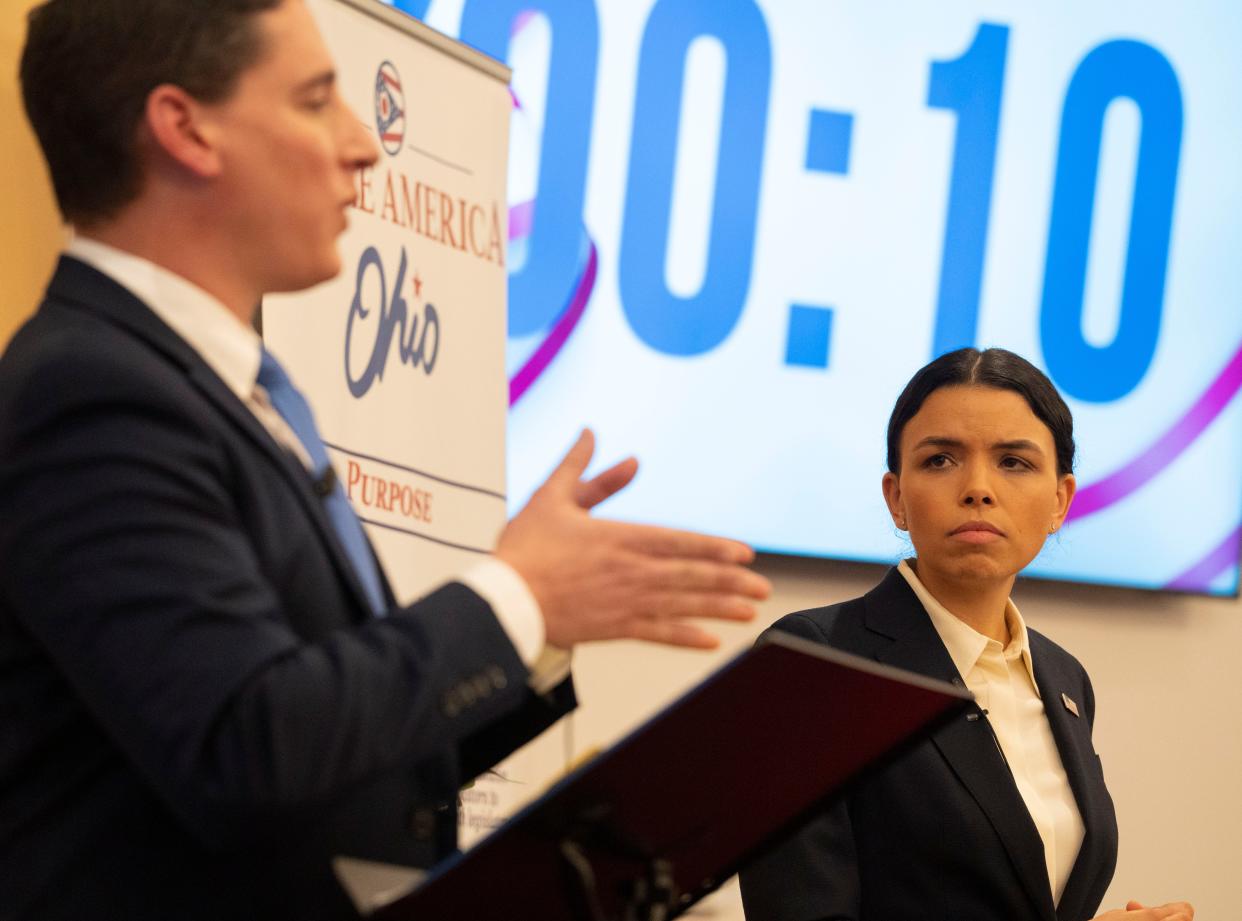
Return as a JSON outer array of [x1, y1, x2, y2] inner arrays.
[[952, 677, 989, 720], [313, 465, 337, 498]]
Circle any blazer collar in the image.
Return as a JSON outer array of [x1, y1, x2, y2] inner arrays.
[[46, 256, 379, 623], [1031, 643, 1109, 921], [861, 567, 1059, 921], [860, 568, 960, 681]]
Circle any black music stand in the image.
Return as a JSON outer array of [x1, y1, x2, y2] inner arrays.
[[370, 632, 971, 920]]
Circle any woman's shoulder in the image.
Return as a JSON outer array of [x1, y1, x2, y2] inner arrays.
[[1027, 626, 1098, 718], [763, 593, 872, 653], [1027, 626, 1089, 677], [761, 566, 915, 657]]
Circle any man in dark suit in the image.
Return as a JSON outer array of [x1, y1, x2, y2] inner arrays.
[[0, 1, 769, 918], [739, 567, 1118, 921]]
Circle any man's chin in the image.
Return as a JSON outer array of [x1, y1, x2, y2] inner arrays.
[[268, 256, 343, 295]]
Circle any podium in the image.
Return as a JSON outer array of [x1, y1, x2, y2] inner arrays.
[[371, 632, 971, 920]]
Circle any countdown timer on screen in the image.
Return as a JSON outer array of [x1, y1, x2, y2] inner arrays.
[[389, 0, 1242, 596]]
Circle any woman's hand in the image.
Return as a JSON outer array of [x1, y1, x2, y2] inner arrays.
[[1091, 900, 1194, 921]]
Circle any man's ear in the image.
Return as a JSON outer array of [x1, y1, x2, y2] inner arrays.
[[143, 84, 223, 179]]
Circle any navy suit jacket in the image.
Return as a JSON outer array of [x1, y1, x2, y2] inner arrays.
[[0, 257, 574, 920], [739, 567, 1118, 921]]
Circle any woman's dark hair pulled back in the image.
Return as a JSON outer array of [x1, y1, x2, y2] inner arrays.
[[886, 348, 1076, 477]]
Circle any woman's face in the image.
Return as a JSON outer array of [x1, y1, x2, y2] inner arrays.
[[882, 385, 1075, 588]]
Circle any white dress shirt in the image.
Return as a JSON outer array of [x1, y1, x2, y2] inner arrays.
[[65, 237, 565, 685], [897, 559, 1085, 905]]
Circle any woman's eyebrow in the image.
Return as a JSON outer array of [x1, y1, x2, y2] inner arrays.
[[912, 436, 963, 451], [911, 437, 1046, 455], [993, 439, 1044, 454]]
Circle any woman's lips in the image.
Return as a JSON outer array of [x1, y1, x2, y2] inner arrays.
[[950, 521, 1004, 543]]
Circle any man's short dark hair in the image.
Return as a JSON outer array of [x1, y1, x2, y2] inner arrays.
[[20, 0, 283, 225]]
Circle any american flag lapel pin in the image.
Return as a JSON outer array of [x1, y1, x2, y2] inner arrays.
[[1061, 692, 1080, 717]]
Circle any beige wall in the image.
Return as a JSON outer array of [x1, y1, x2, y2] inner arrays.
[[1, 0, 64, 348], [570, 554, 1240, 919]]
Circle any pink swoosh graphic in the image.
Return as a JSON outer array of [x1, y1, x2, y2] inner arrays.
[[509, 199, 534, 241], [1164, 525, 1241, 593], [1067, 340, 1242, 523], [512, 10, 538, 35], [503, 13, 597, 409], [508, 240, 598, 407]]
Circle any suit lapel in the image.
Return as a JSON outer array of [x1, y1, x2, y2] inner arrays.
[[862, 569, 1058, 921], [47, 257, 378, 623], [1031, 644, 1102, 921], [185, 361, 379, 623]]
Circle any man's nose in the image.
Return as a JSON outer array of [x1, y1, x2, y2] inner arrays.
[[342, 104, 380, 169]]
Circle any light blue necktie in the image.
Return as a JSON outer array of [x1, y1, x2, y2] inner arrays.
[[257, 348, 386, 617]]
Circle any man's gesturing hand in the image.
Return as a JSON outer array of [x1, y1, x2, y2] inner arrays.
[[496, 430, 771, 650]]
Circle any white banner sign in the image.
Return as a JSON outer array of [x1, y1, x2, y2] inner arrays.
[[262, 0, 557, 848]]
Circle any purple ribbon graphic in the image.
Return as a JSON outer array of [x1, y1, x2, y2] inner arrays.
[[508, 240, 598, 407], [1059, 339, 1242, 592], [1164, 525, 1241, 592], [1067, 341, 1242, 522], [508, 199, 534, 242], [503, 14, 599, 408]]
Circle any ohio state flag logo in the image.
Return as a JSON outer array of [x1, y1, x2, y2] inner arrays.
[[374, 61, 405, 157]]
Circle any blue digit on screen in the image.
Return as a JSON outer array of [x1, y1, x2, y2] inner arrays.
[[1041, 40, 1183, 403], [618, 0, 771, 356], [927, 23, 1009, 358], [461, 0, 600, 336], [389, 0, 432, 19]]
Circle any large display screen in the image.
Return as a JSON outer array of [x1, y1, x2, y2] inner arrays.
[[386, 0, 1242, 596]]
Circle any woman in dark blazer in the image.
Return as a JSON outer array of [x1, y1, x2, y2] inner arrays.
[[739, 348, 1193, 921]]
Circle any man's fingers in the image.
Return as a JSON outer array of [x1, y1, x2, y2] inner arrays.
[[575, 456, 638, 510], [638, 558, 770, 602], [607, 520, 759, 565], [622, 587, 764, 645], [625, 619, 720, 650], [624, 588, 760, 624], [540, 428, 596, 494], [673, 593, 759, 622]]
